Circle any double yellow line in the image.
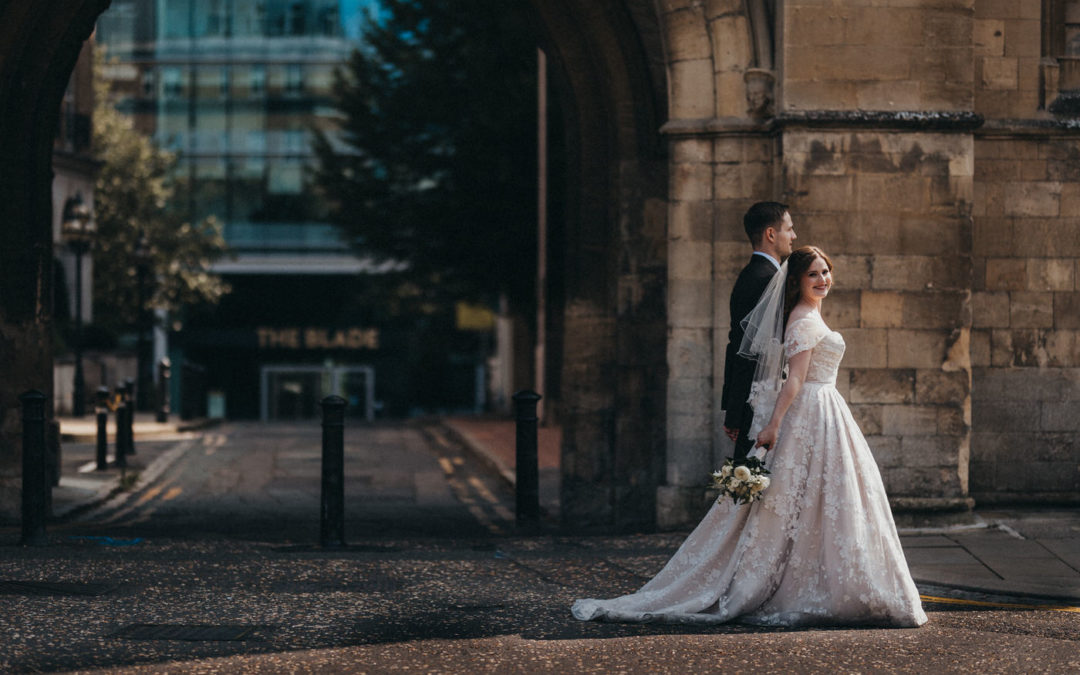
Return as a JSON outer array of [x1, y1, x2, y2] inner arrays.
[[920, 594, 1080, 613]]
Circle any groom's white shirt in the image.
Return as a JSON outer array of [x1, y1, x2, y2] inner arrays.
[[753, 251, 781, 271]]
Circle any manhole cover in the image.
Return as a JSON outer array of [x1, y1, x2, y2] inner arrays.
[[111, 624, 268, 641], [0, 580, 116, 596]]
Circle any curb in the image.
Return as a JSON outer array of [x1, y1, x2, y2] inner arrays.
[[53, 437, 197, 522], [60, 417, 221, 443], [439, 421, 516, 488]]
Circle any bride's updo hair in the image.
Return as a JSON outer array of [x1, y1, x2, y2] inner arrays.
[[784, 246, 833, 328]]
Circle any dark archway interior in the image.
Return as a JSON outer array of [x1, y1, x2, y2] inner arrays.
[[0, 0, 668, 531]]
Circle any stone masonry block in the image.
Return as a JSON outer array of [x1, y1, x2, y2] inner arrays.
[[888, 330, 947, 368], [916, 369, 970, 404], [900, 435, 961, 468], [980, 56, 1018, 90], [985, 258, 1028, 291], [714, 241, 751, 279], [667, 327, 713, 379], [847, 7, 924, 47], [970, 329, 991, 366], [1044, 331, 1080, 367], [856, 81, 923, 111], [1027, 258, 1075, 291], [666, 437, 713, 486], [882, 405, 939, 435], [671, 161, 714, 202], [871, 256, 970, 292], [710, 14, 751, 72], [1010, 291, 1054, 328], [861, 291, 904, 328], [899, 216, 965, 256], [833, 255, 872, 290], [1060, 183, 1080, 217], [867, 435, 902, 469], [842, 329, 889, 368], [903, 292, 966, 329], [972, 399, 1041, 433], [1003, 182, 1061, 217], [670, 58, 714, 119], [973, 218, 1014, 256], [1055, 293, 1080, 330], [668, 278, 714, 327], [971, 291, 1010, 328], [665, 7, 712, 62], [671, 138, 713, 164], [669, 239, 714, 281], [785, 6, 847, 47], [821, 290, 859, 328], [704, 0, 741, 18], [669, 200, 714, 242], [849, 369, 916, 404], [850, 404, 883, 435], [938, 407, 967, 436], [1004, 18, 1041, 58], [974, 19, 1005, 56], [715, 70, 746, 118]]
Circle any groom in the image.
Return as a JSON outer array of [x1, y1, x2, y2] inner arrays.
[[721, 201, 797, 461]]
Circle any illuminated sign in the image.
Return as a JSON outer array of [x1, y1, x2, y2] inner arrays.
[[256, 327, 379, 350]]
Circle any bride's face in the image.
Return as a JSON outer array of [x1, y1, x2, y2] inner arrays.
[[800, 256, 832, 303]]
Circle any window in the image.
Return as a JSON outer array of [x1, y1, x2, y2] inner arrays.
[[1044, 0, 1080, 110]]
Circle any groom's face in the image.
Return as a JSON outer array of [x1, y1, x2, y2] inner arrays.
[[771, 212, 796, 259]]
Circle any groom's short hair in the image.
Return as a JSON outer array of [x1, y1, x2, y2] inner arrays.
[[744, 201, 789, 246]]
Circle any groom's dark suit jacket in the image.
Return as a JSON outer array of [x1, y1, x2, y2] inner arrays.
[[722, 254, 780, 459]]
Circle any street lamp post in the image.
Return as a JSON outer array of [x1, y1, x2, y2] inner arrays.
[[135, 235, 152, 411], [60, 193, 95, 418]]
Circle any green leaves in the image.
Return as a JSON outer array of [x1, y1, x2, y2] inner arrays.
[[90, 50, 229, 331], [311, 0, 539, 310]]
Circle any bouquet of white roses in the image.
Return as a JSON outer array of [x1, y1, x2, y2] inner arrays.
[[710, 456, 771, 505]]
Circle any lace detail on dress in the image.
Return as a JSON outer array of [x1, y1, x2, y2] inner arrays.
[[785, 313, 830, 359]]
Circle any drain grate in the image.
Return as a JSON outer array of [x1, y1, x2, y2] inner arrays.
[[0, 580, 117, 596], [111, 624, 268, 641]]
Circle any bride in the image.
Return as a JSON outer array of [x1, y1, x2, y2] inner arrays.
[[572, 246, 927, 627]]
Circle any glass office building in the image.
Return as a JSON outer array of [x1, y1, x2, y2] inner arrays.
[[96, 0, 373, 256]]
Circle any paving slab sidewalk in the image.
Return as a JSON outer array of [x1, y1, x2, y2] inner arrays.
[[443, 416, 1080, 604]]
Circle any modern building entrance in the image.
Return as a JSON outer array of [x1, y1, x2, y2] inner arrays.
[[259, 364, 375, 422]]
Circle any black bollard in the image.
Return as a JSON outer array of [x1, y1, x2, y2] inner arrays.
[[512, 390, 542, 526], [123, 378, 136, 455], [156, 357, 171, 423], [95, 387, 110, 471], [114, 394, 128, 470], [320, 395, 347, 548], [20, 390, 48, 546]]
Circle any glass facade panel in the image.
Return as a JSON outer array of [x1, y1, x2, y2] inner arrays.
[[97, 0, 362, 254]]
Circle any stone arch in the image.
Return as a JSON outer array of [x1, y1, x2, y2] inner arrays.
[[0, 1, 111, 513]]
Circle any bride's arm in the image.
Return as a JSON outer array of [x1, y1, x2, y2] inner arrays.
[[754, 349, 812, 450]]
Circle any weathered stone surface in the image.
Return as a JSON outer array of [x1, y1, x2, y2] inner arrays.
[[971, 291, 1010, 328], [900, 435, 962, 468], [985, 258, 1027, 290], [849, 369, 916, 404], [1056, 293, 1080, 330], [842, 328, 889, 368], [915, 369, 970, 404], [1008, 291, 1053, 328], [888, 330, 947, 368], [850, 404, 883, 435], [861, 291, 904, 328], [882, 405, 940, 435], [821, 290, 859, 328]]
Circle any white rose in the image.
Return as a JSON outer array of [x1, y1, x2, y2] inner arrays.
[[733, 466, 752, 482], [758, 476, 771, 490], [720, 465, 733, 478], [750, 481, 764, 492]]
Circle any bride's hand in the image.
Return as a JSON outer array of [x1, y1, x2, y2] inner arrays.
[[755, 425, 777, 451]]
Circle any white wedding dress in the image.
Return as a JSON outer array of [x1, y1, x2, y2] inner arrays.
[[572, 311, 927, 627]]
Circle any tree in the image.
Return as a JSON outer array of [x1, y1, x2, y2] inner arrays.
[[311, 0, 538, 312], [91, 50, 229, 333]]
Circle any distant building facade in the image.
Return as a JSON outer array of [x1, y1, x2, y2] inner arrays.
[[94, 0, 486, 420]]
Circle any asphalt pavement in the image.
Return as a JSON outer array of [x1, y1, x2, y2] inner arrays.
[[0, 417, 1077, 673]]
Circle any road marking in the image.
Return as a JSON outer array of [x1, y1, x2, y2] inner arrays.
[[438, 457, 455, 474], [133, 485, 164, 507], [920, 594, 1080, 613], [161, 486, 183, 501]]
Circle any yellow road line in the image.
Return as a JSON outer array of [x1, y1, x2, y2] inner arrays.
[[921, 594, 1080, 613], [161, 486, 183, 501], [132, 485, 164, 507], [438, 457, 455, 475]]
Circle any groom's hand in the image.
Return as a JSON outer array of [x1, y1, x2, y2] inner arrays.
[[723, 426, 739, 442]]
